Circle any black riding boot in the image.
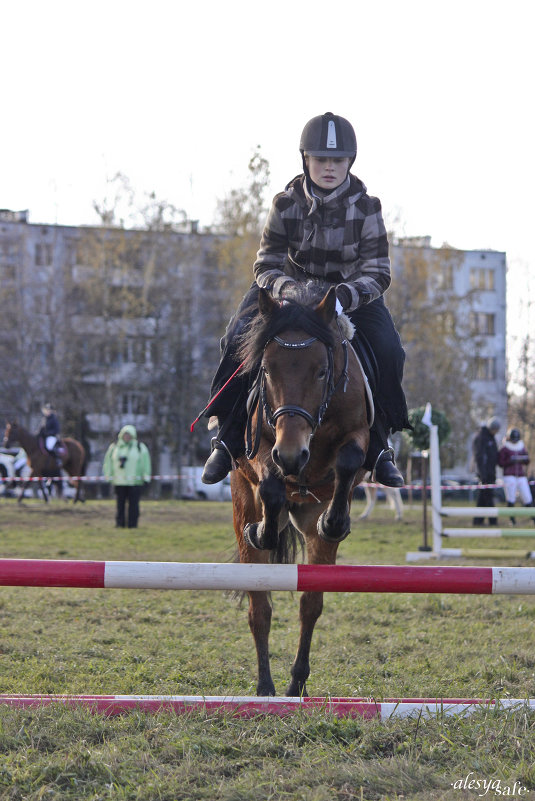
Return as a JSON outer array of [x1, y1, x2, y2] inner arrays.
[[365, 426, 404, 488], [201, 419, 245, 485], [507, 501, 517, 526], [202, 439, 233, 484]]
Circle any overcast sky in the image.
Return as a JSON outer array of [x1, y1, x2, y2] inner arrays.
[[2, 0, 533, 327]]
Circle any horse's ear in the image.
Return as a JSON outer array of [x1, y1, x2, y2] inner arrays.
[[315, 287, 337, 325], [258, 287, 279, 317]]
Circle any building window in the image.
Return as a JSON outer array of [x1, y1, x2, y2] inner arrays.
[[35, 243, 53, 266], [473, 356, 496, 381], [436, 264, 454, 290], [0, 241, 19, 279], [121, 392, 151, 416], [470, 312, 495, 335], [470, 267, 495, 291]]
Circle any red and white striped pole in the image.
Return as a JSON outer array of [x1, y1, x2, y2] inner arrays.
[[2, 559, 535, 594], [1, 693, 534, 719]]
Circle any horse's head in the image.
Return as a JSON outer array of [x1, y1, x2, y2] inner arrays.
[[242, 287, 340, 477]]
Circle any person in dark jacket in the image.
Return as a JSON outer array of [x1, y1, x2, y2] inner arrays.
[[472, 417, 500, 525], [201, 112, 409, 489], [38, 403, 62, 466]]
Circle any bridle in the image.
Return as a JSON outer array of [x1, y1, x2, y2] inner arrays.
[[245, 332, 349, 459]]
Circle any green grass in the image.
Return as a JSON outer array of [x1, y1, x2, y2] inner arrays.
[[1, 497, 535, 799]]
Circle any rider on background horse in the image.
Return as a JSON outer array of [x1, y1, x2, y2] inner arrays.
[[38, 403, 62, 466], [201, 111, 410, 488]]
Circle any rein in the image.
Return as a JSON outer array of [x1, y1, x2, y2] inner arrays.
[[245, 331, 349, 460]]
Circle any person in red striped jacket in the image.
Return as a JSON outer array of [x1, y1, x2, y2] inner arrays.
[[498, 428, 534, 525]]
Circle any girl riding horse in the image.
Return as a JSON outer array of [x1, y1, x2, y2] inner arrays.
[[201, 112, 409, 488]]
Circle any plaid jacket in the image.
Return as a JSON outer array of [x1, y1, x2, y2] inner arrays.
[[254, 173, 391, 311]]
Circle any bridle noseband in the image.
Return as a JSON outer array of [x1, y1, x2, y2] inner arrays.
[[245, 332, 349, 459]]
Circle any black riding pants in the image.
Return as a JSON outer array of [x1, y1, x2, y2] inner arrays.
[[206, 283, 409, 453]]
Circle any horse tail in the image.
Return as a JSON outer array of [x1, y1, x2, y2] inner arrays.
[[269, 521, 304, 566], [80, 446, 88, 476], [230, 521, 304, 605]]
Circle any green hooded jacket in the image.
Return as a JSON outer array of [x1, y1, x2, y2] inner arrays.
[[103, 425, 152, 486]]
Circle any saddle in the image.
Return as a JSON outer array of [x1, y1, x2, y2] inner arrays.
[[38, 437, 67, 461]]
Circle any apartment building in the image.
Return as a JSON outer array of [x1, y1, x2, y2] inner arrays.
[[0, 209, 225, 480], [391, 236, 507, 471]]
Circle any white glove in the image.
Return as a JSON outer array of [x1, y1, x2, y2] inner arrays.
[[335, 298, 343, 316]]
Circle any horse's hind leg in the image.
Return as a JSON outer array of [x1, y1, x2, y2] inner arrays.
[[285, 517, 339, 697], [232, 470, 277, 696], [247, 590, 276, 696], [392, 488, 403, 521], [358, 485, 376, 520], [40, 480, 49, 503]]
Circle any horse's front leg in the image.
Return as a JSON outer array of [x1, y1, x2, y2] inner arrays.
[[17, 480, 30, 504], [317, 440, 365, 543], [243, 472, 286, 551]]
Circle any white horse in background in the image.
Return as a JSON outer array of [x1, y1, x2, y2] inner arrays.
[[358, 473, 404, 521]]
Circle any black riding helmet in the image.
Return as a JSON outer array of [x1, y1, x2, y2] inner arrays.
[[508, 427, 521, 443], [300, 112, 357, 175]]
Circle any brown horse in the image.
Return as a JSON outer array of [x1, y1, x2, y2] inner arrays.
[[3, 421, 86, 503], [231, 286, 370, 696]]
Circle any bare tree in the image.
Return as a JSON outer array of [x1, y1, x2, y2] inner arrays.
[[213, 147, 271, 316]]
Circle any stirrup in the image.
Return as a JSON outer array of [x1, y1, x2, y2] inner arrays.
[[210, 437, 235, 464], [372, 447, 404, 488], [371, 447, 394, 478]]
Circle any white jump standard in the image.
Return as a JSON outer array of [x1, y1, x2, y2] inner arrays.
[[406, 414, 535, 561]]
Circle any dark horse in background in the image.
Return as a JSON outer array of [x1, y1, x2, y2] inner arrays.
[[231, 285, 370, 697], [3, 421, 86, 503]]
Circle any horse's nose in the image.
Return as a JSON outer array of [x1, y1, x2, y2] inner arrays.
[[272, 445, 310, 477]]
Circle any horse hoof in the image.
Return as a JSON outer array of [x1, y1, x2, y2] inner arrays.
[[317, 511, 350, 543], [256, 679, 276, 696], [244, 523, 264, 550], [286, 681, 308, 698], [244, 522, 278, 551]]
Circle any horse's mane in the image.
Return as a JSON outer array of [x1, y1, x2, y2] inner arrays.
[[237, 284, 335, 375]]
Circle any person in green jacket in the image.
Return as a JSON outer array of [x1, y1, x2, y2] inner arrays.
[[103, 424, 151, 528]]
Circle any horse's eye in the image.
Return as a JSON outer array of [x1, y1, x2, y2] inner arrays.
[[318, 368, 327, 380]]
